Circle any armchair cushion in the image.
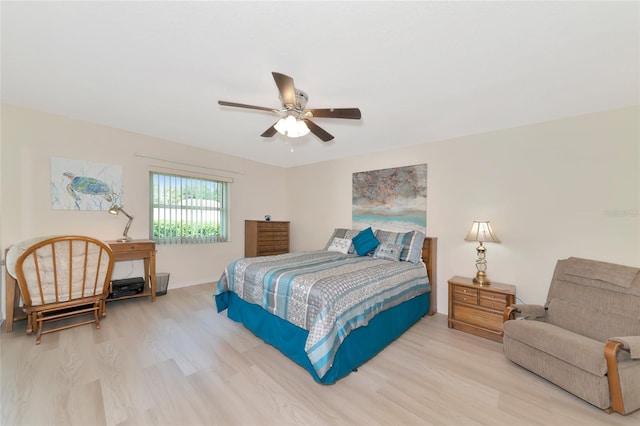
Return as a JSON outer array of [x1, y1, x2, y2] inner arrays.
[[547, 298, 640, 343], [504, 320, 608, 376], [564, 257, 638, 289]]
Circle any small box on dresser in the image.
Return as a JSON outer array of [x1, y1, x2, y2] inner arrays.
[[245, 220, 290, 257], [448, 275, 515, 342]]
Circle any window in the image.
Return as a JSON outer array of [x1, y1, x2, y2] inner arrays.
[[150, 172, 229, 244]]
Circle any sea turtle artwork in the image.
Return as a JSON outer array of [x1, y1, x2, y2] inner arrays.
[[63, 172, 114, 203]]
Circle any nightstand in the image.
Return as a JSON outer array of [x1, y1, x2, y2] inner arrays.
[[448, 275, 515, 342]]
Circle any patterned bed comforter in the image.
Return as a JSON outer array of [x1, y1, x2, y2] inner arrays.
[[215, 251, 430, 379]]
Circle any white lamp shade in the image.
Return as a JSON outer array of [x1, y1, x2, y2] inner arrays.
[[274, 116, 310, 138], [464, 220, 500, 243]]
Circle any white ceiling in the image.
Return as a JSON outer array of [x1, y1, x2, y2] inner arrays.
[[2, 1, 638, 168]]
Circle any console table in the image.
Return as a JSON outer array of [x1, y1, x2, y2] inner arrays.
[[4, 239, 157, 333], [105, 239, 157, 303]]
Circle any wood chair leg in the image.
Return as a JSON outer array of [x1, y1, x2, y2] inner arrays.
[[26, 312, 34, 335], [94, 304, 101, 329], [35, 313, 44, 345]]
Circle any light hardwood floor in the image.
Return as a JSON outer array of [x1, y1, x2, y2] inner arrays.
[[2, 282, 639, 426]]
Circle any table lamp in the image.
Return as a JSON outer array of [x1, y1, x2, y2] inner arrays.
[[464, 220, 500, 285]]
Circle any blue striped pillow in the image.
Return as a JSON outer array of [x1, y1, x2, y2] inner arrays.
[[375, 230, 410, 247], [401, 230, 426, 263]]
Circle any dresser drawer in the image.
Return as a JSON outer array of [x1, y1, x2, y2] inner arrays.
[[273, 231, 289, 240], [257, 222, 274, 232], [272, 223, 289, 232], [271, 241, 289, 252], [454, 305, 503, 332]]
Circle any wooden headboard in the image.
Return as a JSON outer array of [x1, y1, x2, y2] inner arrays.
[[422, 237, 438, 315]]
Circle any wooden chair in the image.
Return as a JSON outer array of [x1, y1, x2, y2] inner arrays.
[[8, 236, 114, 344]]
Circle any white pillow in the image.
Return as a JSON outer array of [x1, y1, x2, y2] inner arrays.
[[327, 237, 352, 254]]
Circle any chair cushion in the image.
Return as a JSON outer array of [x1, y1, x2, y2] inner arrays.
[[563, 257, 639, 289], [547, 298, 640, 343], [503, 319, 607, 376]]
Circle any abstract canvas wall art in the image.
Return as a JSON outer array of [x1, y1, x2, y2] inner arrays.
[[352, 164, 427, 232], [51, 157, 123, 210]]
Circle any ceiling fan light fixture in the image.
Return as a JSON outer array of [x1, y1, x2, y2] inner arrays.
[[219, 72, 360, 142], [275, 115, 310, 138]]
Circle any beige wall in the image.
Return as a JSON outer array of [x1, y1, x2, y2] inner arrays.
[[287, 106, 640, 313], [1, 104, 289, 319], [2, 104, 638, 320]]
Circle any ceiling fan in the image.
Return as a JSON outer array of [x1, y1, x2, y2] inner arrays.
[[218, 72, 361, 142]]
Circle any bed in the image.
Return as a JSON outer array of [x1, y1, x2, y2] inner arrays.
[[214, 228, 437, 384]]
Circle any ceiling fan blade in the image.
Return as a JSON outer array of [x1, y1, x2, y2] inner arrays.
[[218, 100, 279, 113], [303, 119, 334, 142], [272, 72, 296, 109], [260, 122, 279, 138], [304, 108, 362, 119]]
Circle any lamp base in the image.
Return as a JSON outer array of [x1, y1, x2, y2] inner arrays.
[[473, 272, 491, 286], [116, 236, 132, 243]]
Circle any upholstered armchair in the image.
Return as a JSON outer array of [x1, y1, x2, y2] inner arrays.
[[502, 257, 640, 415]]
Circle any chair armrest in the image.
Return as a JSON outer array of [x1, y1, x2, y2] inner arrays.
[[503, 304, 546, 323], [604, 337, 640, 415], [608, 336, 640, 359]]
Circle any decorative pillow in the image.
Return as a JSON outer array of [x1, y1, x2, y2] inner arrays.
[[401, 230, 426, 263], [352, 227, 380, 256], [344, 229, 360, 254], [374, 243, 403, 261], [324, 228, 349, 250], [326, 237, 352, 254], [375, 230, 410, 247]]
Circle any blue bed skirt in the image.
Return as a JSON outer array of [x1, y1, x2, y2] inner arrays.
[[215, 291, 430, 384]]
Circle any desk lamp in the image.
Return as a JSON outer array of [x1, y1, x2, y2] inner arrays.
[[109, 204, 134, 242]]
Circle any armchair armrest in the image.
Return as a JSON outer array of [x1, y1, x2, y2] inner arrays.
[[608, 336, 640, 359], [604, 336, 640, 415], [503, 304, 546, 323]]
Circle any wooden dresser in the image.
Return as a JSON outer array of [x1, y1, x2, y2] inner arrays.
[[447, 275, 516, 342], [245, 220, 290, 257]]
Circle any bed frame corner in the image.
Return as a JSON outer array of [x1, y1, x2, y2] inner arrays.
[[423, 237, 437, 315]]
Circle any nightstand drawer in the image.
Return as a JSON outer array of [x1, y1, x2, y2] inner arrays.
[[479, 292, 509, 310], [453, 291, 478, 305], [454, 305, 503, 331], [453, 285, 478, 298]]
